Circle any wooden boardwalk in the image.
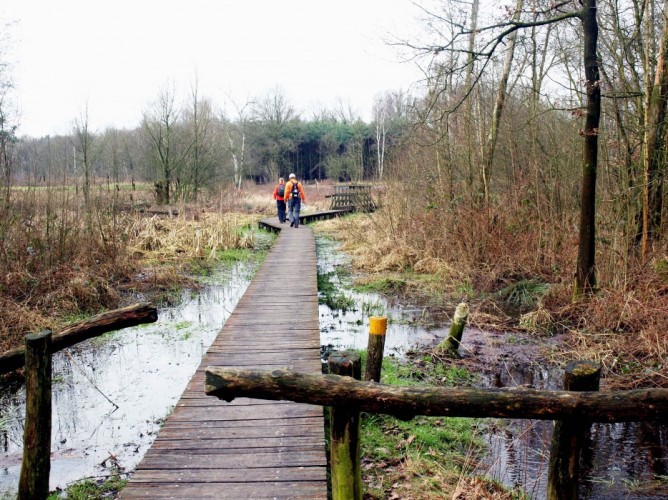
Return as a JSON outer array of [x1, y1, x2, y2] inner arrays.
[[121, 219, 327, 499]]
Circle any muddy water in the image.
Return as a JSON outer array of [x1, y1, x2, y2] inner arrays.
[[316, 236, 668, 500], [0, 262, 255, 497]]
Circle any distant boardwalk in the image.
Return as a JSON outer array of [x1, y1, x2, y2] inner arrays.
[[121, 222, 327, 499]]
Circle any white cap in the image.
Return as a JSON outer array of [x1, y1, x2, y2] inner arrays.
[[289, 173, 296, 179]]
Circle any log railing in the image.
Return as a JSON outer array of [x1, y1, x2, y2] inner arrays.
[[206, 359, 668, 500], [1, 303, 158, 499]]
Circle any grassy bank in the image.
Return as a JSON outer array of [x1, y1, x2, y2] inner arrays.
[[357, 354, 523, 499]]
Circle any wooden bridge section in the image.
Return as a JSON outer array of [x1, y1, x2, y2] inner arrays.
[[122, 222, 327, 498]]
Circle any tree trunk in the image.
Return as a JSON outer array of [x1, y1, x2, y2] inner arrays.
[[641, 0, 668, 256], [574, 0, 601, 299], [480, 0, 523, 204]]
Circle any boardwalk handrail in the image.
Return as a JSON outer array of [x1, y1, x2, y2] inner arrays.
[[0, 303, 158, 375], [9, 304, 158, 499], [206, 365, 668, 499], [329, 184, 376, 212], [205, 367, 668, 422]]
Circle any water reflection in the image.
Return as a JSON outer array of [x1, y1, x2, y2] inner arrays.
[[0, 263, 253, 496], [316, 236, 668, 499]]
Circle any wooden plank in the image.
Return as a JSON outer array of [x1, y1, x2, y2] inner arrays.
[[121, 225, 326, 499], [129, 467, 326, 483], [149, 437, 324, 452], [163, 416, 323, 430], [121, 481, 327, 499], [156, 423, 323, 439], [137, 451, 327, 469]]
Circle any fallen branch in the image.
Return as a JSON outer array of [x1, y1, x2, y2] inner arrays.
[[0, 303, 158, 375], [205, 367, 668, 423]]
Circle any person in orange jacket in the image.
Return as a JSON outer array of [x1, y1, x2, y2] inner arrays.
[[284, 173, 306, 228], [272, 177, 287, 223]]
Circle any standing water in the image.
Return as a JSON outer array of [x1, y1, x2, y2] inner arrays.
[[316, 236, 668, 499], [0, 260, 257, 497], [1, 234, 666, 499]]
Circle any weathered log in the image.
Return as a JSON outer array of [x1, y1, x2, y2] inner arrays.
[[548, 360, 601, 500], [18, 331, 52, 500], [329, 352, 362, 500], [0, 303, 158, 375], [364, 316, 387, 383], [437, 302, 469, 355], [205, 367, 668, 422]]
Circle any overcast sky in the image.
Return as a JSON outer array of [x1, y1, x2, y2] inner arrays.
[[1, 0, 426, 137]]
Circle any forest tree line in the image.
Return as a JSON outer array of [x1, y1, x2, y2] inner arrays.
[[2, 87, 409, 204]]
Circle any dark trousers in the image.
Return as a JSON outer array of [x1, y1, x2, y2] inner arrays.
[[276, 200, 286, 222], [288, 198, 301, 227]]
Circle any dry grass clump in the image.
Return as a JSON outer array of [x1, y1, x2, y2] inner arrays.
[[553, 266, 668, 388], [364, 454, 516, 500], [128, 212, 255, 263]]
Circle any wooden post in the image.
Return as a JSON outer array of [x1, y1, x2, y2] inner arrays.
[[328, 351, 362, 500], [547, 360, 601, 500], [18, 330, 52, 500], [364, 316, 387, 382], [437, 302, 469, 355]]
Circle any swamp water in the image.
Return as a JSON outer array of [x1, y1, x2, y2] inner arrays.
[[315, 237, 668, 500], [0, 262, 255, 497], [0, 235, 665, 499]]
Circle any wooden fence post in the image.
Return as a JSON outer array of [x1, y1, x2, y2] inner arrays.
[[547, 360, 601, 500], [364, 316, 387, 383], [18, 330, 52, 500], [437, 302, 469, 355], [328, 351, 362, 500]]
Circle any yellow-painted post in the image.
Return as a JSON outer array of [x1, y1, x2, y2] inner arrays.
[[364, 316, 387, 383]]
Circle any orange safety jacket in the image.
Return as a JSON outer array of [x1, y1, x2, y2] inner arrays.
[[283, 180, 306, 203], [273, 182, 286, 201]]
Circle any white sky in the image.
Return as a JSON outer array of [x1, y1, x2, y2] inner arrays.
[[1, 0, 425, 137]]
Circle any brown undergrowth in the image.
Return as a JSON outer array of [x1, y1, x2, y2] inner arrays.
[[0, 186, 261, 355], [315, 185, 668, 389]]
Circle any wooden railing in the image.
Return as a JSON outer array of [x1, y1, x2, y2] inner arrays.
[[205, 318, 668, 500], [1, 303, 158, 499], [329, 184, 376, 212]]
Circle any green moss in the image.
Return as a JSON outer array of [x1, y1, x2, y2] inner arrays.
[[47, 474, 127, 500], [354, 276, 407, 294]]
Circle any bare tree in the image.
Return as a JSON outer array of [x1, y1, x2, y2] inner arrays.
[[641, 0, 668, 256], [222, 95, 252, 191], [403, 0, 601, 298], [142, 85, 191, 204], [72, 104, 96, 208]]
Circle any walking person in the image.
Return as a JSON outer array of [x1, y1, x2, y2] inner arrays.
[[284, 173, 306, 228], [273, 177, 287, 222]]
